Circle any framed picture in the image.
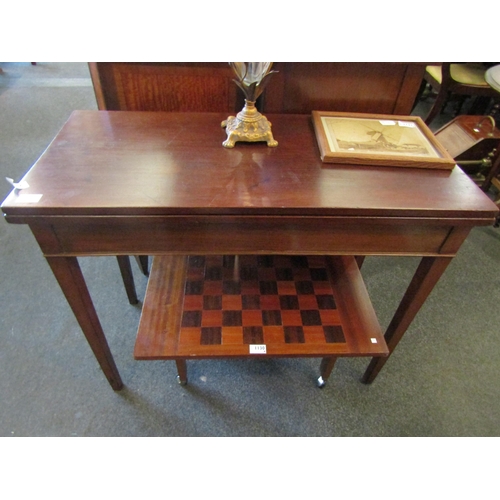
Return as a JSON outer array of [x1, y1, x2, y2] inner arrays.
[[312, 111, 456, 170]]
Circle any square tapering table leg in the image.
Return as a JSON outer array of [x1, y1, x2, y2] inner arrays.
[[116, 255, 139, 305], [362, 256, 452, 384], [45, 256, 124, 390]]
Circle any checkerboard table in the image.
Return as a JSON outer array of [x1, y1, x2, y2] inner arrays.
[[4, 111, 495, 391], [134, 254, 388, 387]]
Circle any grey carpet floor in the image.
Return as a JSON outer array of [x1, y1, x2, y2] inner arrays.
[[1, 63, 499, 437]]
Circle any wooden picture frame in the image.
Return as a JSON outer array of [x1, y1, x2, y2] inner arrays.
[[312, 111, 456, 170]]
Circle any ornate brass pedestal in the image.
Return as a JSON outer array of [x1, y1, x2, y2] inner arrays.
[[222, 100, 278, 148]]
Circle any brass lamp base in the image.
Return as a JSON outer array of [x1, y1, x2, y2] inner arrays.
[[222, 100, 278, 148]]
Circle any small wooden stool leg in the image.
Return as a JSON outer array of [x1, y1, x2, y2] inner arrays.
[[176, 359, 188, 385], [317, 356, 337, 388]]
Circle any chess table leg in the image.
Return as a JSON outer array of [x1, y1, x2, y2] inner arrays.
[[354, 256, 365, 269], [135, 255, 149, 276], [116, 256, 139, 305], [45, 256, 124, 390], [317, 356, 338, 388], [362, 256, 452, 384], [176, 359, 188, 385]]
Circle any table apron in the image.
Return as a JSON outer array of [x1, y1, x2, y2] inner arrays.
[[27, 216, 472, 257]]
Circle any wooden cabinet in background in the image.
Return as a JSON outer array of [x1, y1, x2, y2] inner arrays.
[[89, 62, 426, 115], [89, 62, 242, 112]]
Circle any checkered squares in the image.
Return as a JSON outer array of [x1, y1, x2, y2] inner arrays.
[[179, 255, 346, 348]]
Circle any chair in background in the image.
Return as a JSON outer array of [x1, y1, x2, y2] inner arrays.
[[482, 64, 500, 225], [433, 115, 500, 189], [419, 63, 499, 126]]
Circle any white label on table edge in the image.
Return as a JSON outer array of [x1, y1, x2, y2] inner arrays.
[[249, 344, 267, 354], [15, 193, 43, 203], [370, 338, 378, 343]]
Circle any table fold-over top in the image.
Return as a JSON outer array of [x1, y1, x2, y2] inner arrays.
[[2, 111, 498, 223]]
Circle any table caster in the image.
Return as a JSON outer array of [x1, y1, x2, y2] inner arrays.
[[177, 375, 187, 386], [317, 376, 326, 389]]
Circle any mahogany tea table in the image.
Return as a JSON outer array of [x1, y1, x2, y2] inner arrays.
[[2, 111, 497, 390]]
